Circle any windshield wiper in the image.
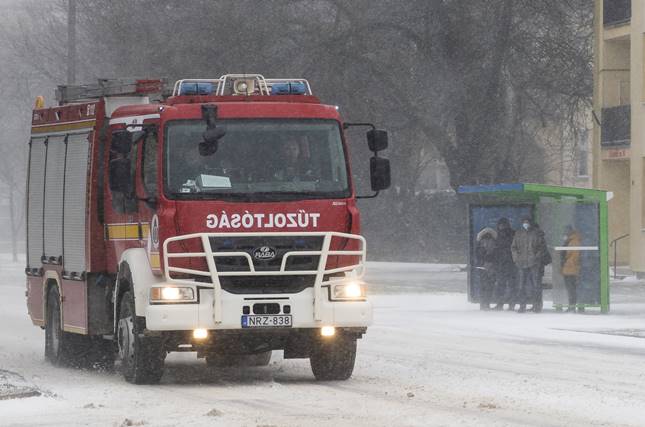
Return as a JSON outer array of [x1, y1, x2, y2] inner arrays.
[[173, 192, 252, 200], [171, 190, 348, 201], [254, 191, 348, 200]]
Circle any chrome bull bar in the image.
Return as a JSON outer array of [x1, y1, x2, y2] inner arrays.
[[162, 232, 366, 323]]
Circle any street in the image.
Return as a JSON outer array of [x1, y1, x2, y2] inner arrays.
[[1, 259, 645, 426]]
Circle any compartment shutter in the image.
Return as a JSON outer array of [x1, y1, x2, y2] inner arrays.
[[63, 133, 90, 274], [27, 137, 47, 270], [43, 135, 66, 261]]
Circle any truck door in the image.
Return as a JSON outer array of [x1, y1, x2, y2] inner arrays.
[[104, 129, 143, 270], [137, 128, 160, 271]]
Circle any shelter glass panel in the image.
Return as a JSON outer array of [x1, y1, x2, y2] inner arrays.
[[537, 201, 600, 307]]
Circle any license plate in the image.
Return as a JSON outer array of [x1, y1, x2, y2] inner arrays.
[[241, 315, 292, 328]]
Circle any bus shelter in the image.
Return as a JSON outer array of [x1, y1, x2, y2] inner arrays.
[[457, 183, 611, 313]]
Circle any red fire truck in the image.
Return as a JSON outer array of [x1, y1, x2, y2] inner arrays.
[[26, 74, 390, 383]]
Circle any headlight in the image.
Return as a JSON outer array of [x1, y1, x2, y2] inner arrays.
[[150, 286, 195, 303], [331, 281, 366, 301]]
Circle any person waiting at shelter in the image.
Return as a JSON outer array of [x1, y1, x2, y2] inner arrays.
[[493, 218, 516, 311], [511, 217, 546, 313], [476, 227, 498, 311], [561, 225, 583, 313], [532, 222, 551, 313]]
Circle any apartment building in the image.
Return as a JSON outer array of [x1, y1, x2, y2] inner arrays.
[[593, 0, 644, 268]]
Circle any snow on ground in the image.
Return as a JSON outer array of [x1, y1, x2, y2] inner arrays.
[[1, 255, 645, 426]]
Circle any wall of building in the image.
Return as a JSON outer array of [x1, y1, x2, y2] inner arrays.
[[629, 0, 644, 271], [594, 0, 643, 268]]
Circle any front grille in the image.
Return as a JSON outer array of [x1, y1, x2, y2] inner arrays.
[[210, 236, 323, 272], [219, 275, 315, 294]]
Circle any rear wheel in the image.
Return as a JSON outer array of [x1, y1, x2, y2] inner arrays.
[[118, 290, 165, 384], [45, 286, 67, 365], [310, 335, 357, 381]]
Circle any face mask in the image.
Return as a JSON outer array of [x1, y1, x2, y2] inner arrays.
[[522, 223, 530, 230]]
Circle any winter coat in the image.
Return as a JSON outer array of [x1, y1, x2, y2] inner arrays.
[[511, 227, 543, 268], [476, 228, 497, 273], [561, 231, 582, 276], [495, 228, 516, 271]]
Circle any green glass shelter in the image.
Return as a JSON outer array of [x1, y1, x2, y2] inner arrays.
[[458, 183, 611, 313]]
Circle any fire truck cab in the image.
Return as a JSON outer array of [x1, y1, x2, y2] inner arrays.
[[26, 75, 390, 383]]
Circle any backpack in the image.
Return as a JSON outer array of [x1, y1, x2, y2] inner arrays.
[[542, 249, 552, 266]]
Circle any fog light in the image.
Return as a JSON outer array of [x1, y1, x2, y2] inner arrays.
[[193, 328, 208, 339], [321, 326, 336, 337]]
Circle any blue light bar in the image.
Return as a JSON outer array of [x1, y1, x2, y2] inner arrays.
[[271, 82, 306, 95], [179, 82, 214, 96]]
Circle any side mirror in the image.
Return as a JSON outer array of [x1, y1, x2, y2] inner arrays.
[[367, 129, 388, 152], [108, 158, 133, 193], [111, 130, 133, 154], [370, 157, 391, 191]]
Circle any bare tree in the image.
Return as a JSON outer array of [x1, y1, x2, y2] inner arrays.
[[0, 0, 593, 261]]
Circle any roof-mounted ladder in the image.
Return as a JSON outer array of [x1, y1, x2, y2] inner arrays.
[[55, 78, 165, 104]]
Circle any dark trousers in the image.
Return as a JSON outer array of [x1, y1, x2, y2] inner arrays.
[[495, 268, 516, 305], [535, 270, 544, 310], [518, 266, 540, 306], [480, 270, 495, 308], [564, 275, 578, 305]]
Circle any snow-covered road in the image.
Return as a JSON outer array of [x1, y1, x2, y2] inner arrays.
[[1, 259, 645, 426]]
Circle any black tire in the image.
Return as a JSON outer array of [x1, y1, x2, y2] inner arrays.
[[45, 286, 67, 365], [117, 290, 165, 384], [206, 351, 272, 368], [310, 335, 357, 381]]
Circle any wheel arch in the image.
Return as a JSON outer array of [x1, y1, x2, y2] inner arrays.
[[42, 271, 62, 328], [113, 248, 163, 333]]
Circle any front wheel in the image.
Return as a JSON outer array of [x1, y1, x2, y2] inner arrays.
[[118, 290, 165, 384], [310, 335, 357, 381]]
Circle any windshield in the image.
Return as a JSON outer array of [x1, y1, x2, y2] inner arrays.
[[164, 119, 350, 201]]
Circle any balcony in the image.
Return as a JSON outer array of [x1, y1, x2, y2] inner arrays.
[[601, 105, 630, 146], [603, 0, 631, 27]]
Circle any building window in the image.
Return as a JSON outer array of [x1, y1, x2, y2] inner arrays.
[[577, 129, 589, 177], [603, 0, 631, 27]]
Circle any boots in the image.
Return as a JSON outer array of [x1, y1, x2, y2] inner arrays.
[[493, 304, 503, 311], [517, 304, 526, 313]]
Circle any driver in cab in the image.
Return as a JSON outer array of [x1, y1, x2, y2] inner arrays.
[[273, 134, 314, 182]]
